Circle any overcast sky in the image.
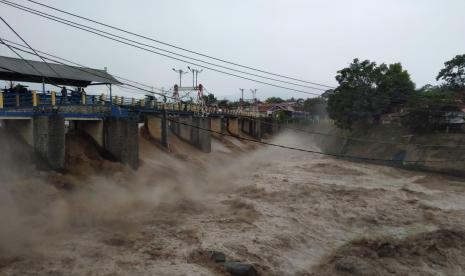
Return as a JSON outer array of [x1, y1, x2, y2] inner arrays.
[[1, 0, 464, 101]]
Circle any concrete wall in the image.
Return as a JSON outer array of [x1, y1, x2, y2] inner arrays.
[[240, 117, 261, 140], [104, 117, 139, 169], [315, 124, 465, 176], [211, 117, 223, 134], [196, 117, 211, 153], [260, 117, 275, 136], [4, 119, 34, 146], [228, 117, 240, 136], [178, 116, 192, 142], [146, 113, 168, 147], [74, 120, 104, 147], [33, 115, 66, 171], [170, 115, 211, 153]]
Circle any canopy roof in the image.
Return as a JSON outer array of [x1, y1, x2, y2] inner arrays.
[[0, 55, 121, 87]]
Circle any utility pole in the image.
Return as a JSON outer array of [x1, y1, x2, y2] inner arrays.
[[239, 88, 245, 111], [250, 89, 258, 113], [187, 66, 203, 87], [172, 68, 188, 87]]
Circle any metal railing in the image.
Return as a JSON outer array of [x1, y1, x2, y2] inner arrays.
[[0, 90, 264, 118]]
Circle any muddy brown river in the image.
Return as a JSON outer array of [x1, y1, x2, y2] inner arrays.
[[1, 130, 465, 275]]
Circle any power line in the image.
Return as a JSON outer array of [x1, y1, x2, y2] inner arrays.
[[0, 38, 62, 88], [0, 0, 330, 93], [0, 37, 169, 94], [22, 0, 335, 89], [2, 42, 184, 102], [0, 15, 64, 83], [0, 1, 321, 96]]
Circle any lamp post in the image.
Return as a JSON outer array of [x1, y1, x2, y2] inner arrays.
[[187, 66, 203, 87], [172, 68, 188, 87]]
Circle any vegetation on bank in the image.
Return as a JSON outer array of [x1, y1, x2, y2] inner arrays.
[[325, 54, 465, 133]]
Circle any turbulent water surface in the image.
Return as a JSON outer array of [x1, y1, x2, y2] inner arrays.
[[1, 130, 465, 275]]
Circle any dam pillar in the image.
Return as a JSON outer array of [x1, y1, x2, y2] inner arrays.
[[171, 115, 211, 153], [146, 112, 168, 147], [198, 117, 212, 153], [211, 116, 223, 134], [228, 117, 240, 136], [178, 115, 193, 142], [253, 118, 262, 140], [104, 116, 139, 169], [33, 114, 66, 171], [193, 116, 211, 153]]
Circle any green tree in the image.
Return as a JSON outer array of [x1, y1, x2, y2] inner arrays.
[[217, 99, 229, 108], [378, 63, 415, 107], [202, 93, 217, 105], [437, 54, 465, 91], [402, 86, 460, 133], [265, 97, 284, 104], [303, 97, 326, 115], [327, 59, 415, 130]]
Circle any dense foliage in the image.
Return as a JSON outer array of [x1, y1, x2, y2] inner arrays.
[[327, 59, 415, 130], [265, 97, 285, 103], [401, 86, 460, 133], [437, 54, 465, 92]]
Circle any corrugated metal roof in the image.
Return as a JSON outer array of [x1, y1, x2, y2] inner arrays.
[[0, 55, 121, 86]]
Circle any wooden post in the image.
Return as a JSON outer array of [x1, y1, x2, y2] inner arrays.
[[51, 91, 56, 106], [16, 94, 20, 107], [32, 91, 38, 107], [0, 92, 3, 109], [81, 93, 86, 105]]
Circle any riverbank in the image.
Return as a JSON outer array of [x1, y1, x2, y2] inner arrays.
[[313, 123, 465, 176]]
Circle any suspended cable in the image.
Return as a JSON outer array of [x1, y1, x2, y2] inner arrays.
[[0, 15, 64, 83], [0, 0, 329, 94], [22, 0, 335, 89]]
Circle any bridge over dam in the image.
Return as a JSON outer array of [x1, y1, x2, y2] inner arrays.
[[0, 56, 275, 171]]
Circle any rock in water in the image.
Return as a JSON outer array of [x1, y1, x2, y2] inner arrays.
[[208, 251, 226, 263], [224, 261, 258, 276]]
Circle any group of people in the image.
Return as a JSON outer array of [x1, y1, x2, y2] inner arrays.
[[60, 87, 86, 104]]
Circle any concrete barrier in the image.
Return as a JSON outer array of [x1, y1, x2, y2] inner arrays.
[[227, 117, 240, 136], [33, 115, 66, 171], [240, 117, 261, 140], [104, 116, 139, 169], [170, 115, 211, 153], [211, 116, 223, 134], [146, 112, 168, 147]]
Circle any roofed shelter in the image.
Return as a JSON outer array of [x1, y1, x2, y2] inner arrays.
[[0, 55, 121, 87]]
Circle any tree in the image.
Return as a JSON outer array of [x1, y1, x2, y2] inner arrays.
[[217, 99, 229, 108], [402, 86, 460, 133], [303, 97, 326, 115], [265, 97, 284, 104], [378, 63, 416, 108], [437, 54, 465, 91], [327, 58, 415, 130], [202, 93, 217, 105]]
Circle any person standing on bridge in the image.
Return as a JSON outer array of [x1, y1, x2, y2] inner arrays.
[[60, 86, 67, 104]]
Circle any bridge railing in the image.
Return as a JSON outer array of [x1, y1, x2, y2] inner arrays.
[[0, 90, 265, 118]]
